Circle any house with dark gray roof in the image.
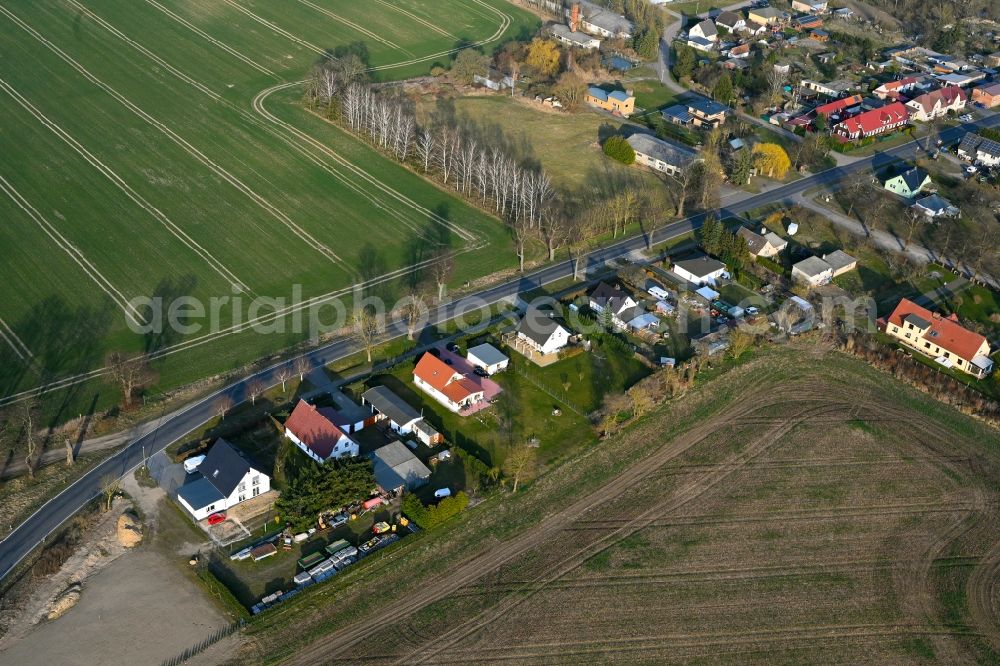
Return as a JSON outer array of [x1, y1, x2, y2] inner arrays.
[[176, 439, 270, 521], [516, 308, 572, 355], [361, 385, 442, 446], [625, 134, 696, 176], [911, 193, 960, 218], [957, 133, 1000, 166], [882, 166, 932, 198]]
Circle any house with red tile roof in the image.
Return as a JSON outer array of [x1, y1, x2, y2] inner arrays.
[[833, 102, 908, 140], [905, 86, 967, 121], [412, 352, 485, 413], [872, 76, 922, 100], [972, 81, 1000, 108], [813, 94, 863, 120], [284, 400, 359, 462], [884, 298, 993, 378]]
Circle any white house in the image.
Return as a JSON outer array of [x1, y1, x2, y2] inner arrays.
[[466, 343, 509, 375], [284, 399, 360, 463], [626, 133, 696, 176], [360, 386, 442, 446], [412, 352, 485, 413], [672, 256, 728, 286], [689, 19, 719, 43], [589, 282, 639, 329], [176, 439, 270, 521], [737, 226, 787, 258], [957, 133, 1000, 166], [791, 255, 834, 286], [516, 308, 571, 355]]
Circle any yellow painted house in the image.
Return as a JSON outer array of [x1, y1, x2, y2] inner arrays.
[[884, 298, 994, 378], [585, 86, 635, 117]]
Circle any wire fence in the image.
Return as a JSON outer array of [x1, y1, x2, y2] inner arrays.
[[160, 618, 245, 666]]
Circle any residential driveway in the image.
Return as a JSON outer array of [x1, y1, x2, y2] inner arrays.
[[149, 450, 185, 499], [436, 347, 504, 405]]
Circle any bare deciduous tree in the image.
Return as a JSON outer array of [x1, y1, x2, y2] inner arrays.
[[295, 356, 312, 382], [17, 400, 38, 480], [275, 367, 292, 393], [352, 307, 384, 364], [246, 379, 266, 406], [216, 395, 235, 421], [101, 473, 121, 512], [431, 251, 454, 301], [502, 444, 536, 493], [106, 351, 152, 408]]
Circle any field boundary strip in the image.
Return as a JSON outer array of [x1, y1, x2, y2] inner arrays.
[[5, 2, 348, 271], [0, 73, 252, 296], [0, 174, 146, 327], [293, 0, 409, 54]]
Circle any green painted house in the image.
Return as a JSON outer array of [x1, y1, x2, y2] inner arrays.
[[882, 167, 932, 198]]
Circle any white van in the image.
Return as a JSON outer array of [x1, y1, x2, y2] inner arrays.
[[434, 488, 452, 499], [183, 454, 206, 474], [648, 285, 670, 300]]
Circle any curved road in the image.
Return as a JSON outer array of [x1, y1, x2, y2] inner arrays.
[[0, 113, 996, 583]]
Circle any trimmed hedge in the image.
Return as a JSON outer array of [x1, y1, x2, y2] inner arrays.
[[402, 492, 470, 530]]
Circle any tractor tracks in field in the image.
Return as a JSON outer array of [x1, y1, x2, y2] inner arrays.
[[280, 371, 797, 663], [394, 399, 874, 665]]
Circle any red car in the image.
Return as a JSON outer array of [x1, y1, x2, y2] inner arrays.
[[207, 512, 226, 525]]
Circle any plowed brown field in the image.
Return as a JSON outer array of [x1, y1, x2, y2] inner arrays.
[[240, 347, 1000, 665]]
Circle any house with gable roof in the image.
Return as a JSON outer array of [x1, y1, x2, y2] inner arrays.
[[412, 352, 485, 414], [905, 86, 967, 121], [585, 86, 635, 117], [284, 399, 360, 463], [176, 439, 271, 521], [833, 101, 909, 140], [884, 298, 993, 378]]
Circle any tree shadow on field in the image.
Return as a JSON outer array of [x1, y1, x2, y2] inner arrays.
[[321, 41, 371, 68], [142, 274, 199, 356], [0, 296, 114, 469]]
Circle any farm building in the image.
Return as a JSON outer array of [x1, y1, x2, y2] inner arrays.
[[361, 386, 442, 445], [370, 441, 431, 494], [550, 23, 601, 50], [176, 439, 270, 521]]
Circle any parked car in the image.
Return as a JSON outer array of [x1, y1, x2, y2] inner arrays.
[[405, 439, 419, 451], [746, 306, 760, 316], [207, 512, 226, 525], [473, 366, 489, 378], [648, 285, 670, 300], [372, 521, 392, 534], [446, 342, 460, 353], [959, 114, 973, 122], [434, 488, 452, 499]]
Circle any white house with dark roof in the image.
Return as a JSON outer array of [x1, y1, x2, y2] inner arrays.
[[912, 194, 959, 218], [737, 226, 787, 258], [176, 439, 270, 521], [516, 308, 571, 355], [672, 256, 728, 286], [689, 19, 719, 43], [957, 133, 1000, 166], [625, 134, 695, 176], [361, 385, 442, 446]]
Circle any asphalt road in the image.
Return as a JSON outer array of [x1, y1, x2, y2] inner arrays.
[[1, 113, 997, 583]]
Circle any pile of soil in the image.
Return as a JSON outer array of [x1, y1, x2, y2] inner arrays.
[[116, 512, 143, 548], [45, 584, 81, 621]]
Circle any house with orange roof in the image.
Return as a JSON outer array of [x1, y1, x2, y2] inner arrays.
[[284, 400, 360, 462], [412, 352, 485, 413], [872, 76, 923, 100], [884, 298, 993, 378]]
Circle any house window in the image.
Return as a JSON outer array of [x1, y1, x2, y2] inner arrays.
[[253, 487, 260, 497], [238, 494, 246, 502], [944, 352, 950, 359], [924, 342, 931, 348], [238, 482, 246, 492], [905, 333, 911, 339], [208, 504, 215, 511], [252, 476, 260, 486]]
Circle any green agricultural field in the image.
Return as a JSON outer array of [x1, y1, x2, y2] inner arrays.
[[0, 0, 537, 414]]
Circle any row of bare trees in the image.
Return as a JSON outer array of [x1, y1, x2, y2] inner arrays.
[[308, 68, 564, 272]]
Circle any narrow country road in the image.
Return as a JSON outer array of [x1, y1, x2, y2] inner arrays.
[[0, 109, 997, 584]]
